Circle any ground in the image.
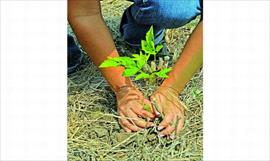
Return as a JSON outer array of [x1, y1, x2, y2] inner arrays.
[[67, 0, 203, 160]]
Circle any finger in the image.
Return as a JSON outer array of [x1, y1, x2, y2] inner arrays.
[[121, 118, 142, 132], [158, 113, 174, 130], [141, 110, 155, 119], [159, 125, 175, 136], [131, 106, 155, 119], [150, 95, 162, 117], [119, 112, 142, 132], [176, 115, 185, 135], [142, 99, 156, 118], [118, 95, 140, 106], [126, 109, 154, 128], [119, 121, 132, 133]]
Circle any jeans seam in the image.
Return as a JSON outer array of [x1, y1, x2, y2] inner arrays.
[[133, 0, 150, 22], [133, 8, 141, 21]]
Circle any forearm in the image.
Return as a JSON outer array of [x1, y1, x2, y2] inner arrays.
[[161, 21, 203, 93], [68, 0, 131, 91]]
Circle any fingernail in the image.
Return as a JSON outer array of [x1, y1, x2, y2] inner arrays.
[[157, 126, 164, 131], [156, 111, 160, 116], [158, 134, 164, 138], [170, 134, 175, 139]]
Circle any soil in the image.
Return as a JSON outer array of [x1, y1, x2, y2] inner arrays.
[[68, 0, 203, 160]]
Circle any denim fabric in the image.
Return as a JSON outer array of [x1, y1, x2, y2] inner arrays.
[[68, 34, 83, 74], [120, 0, 202, 46]]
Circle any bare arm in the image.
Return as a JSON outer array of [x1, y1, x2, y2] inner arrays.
[[68, 0, 155, 131], [68, 0, 130, 92], [150, 21, 203, 136], [161, 21, 203, 93]]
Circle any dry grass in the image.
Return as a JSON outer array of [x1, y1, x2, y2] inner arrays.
[[68, 0, 202, 160]]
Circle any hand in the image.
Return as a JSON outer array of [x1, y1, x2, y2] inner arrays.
[[150, 87, 185, 138], [115, 85, 155, 132]]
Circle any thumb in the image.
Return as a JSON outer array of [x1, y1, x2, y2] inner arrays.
[[149, 96, 161, 117]]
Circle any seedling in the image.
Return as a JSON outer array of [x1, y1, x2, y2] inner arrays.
[[99, 26, 172, 85]]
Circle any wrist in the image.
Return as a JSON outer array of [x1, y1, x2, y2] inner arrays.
[[160, 75, 179, 93], [158, 85, 180, 95], [112, 77, 135, 94], [114, 82, 143, 105], [161, 72, 185, 94]]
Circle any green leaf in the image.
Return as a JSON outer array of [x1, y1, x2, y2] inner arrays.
[[151, 41, 155, 51], [155, 44, 163, 53], [143, 104, 151, 112], [134, 51, 149, 69], [132, 54, 140, 59], [147, 26, 156, 52], [146, 26, 154, 45], [117, 57, 137, 68], [122, 67, 140, 77], [143, 26, 156, 55], [135, 72, 150, 80], [141, 40, 149, 53], [99, 58, 119, 68], [100, 56, 138, 71], [135, 54, 147, 69], [154, 68, 172, 78], [142, 35, 155, 55]]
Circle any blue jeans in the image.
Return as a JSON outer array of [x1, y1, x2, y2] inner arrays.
[[68, 35, 83, 74], [120, 0, 202, 46]]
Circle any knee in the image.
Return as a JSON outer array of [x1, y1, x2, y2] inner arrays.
[[133, 0, 202, 28]]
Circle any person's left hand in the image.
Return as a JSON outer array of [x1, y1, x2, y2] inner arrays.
[[150, 86, 185, 138]]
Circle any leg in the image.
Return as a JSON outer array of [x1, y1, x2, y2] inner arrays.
[[120, 0, 202, 46], [120, 3, 164, 47], [68, 34, 83, 74]]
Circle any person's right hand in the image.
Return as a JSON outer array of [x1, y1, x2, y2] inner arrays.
[[115, 85, 156, 132]]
